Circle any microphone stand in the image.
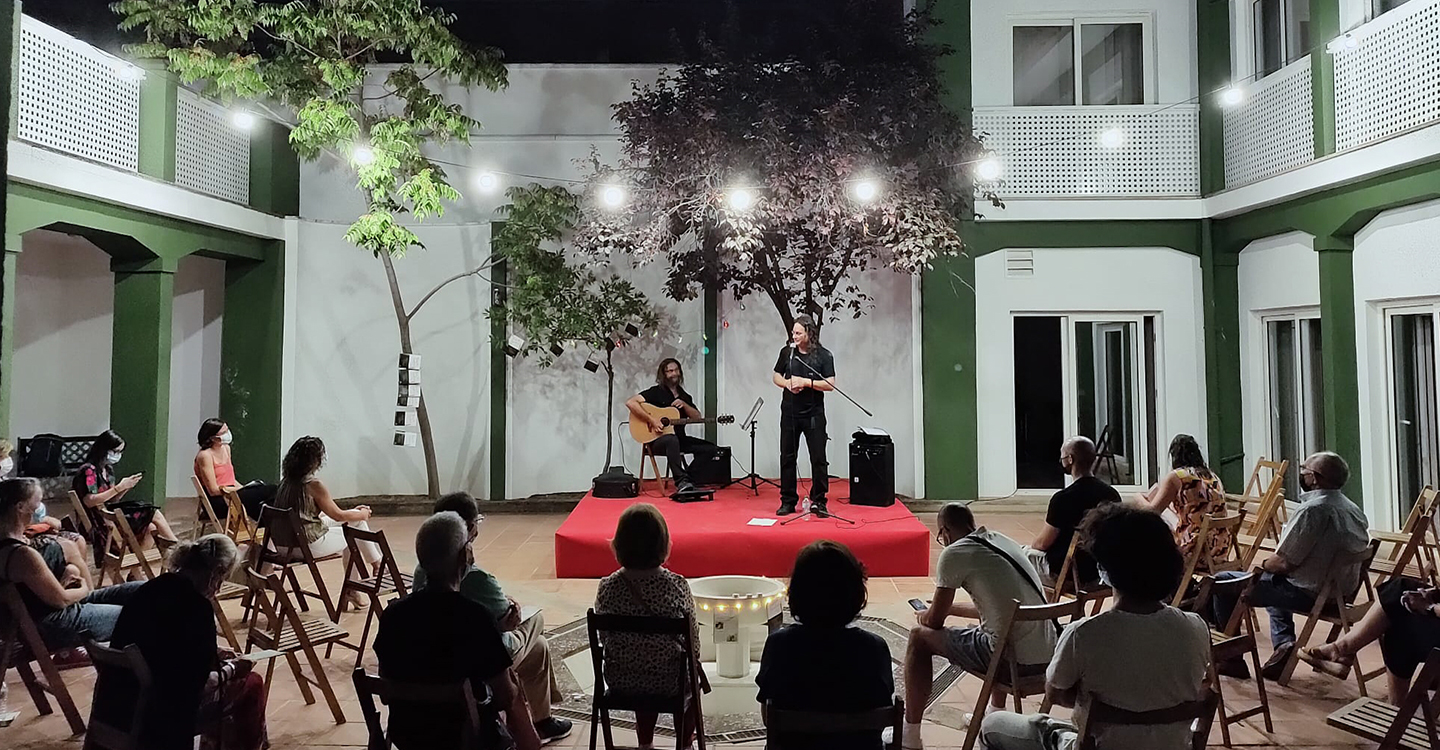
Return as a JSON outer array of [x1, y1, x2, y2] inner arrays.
[[780, 344, 864, 526]]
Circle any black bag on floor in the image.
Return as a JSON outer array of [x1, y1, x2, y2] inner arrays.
[[20, 434, 65, 477]]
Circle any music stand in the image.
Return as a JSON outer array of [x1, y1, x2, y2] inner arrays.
[[729, 397, 779, 495]]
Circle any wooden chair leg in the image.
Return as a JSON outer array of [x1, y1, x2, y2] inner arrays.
[[300, 643, 346, 724], [1209, 662, 1232, 747], [30, 646, 86, 734], [600, 705, 616, 750], [1278, 607, 1324, 686], [960, 679, 994, 750], [674, 712, 685, 750], [1249, 634, 1274, 732], [693, 698, 707, 750], [308, 561, 338, 622], [213, 598, 242, 652], [589, 704, 601, 750], [283, 651, 317, 705], [12, 658, 53, 715]]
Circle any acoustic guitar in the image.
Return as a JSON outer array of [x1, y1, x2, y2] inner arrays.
[[629, 403, 735, 445]]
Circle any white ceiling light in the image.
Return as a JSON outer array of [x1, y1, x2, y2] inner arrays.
[[728, 188, 756, 212], [852, 179, 880, 202], [232, 110, 256, 130], [1219, 86, 1245, 107], [352, 146, 375, 166], [475, 171, 501, 193], [975, 158, 1002, 181], [601, 184, 627, 209], [1099, 127, 1125, 149]]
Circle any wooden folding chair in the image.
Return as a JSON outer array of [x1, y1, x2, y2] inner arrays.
[[765, 696, 904, 750], [352, 668, 490, 750], [189, 476, 226, 540], [96, 506, 169, 586], [637, 441, 672, 494], [210, 579, 248, 652], [1190, 571, 1273, 746], [224, 488, 262, 547], [960, 599, 1085, 750], [1326, 647, 1440, 750], [64, 489, 94, 538], [1229, 458, 1288, 567], [82, 639, 153, 750], [1171, 510, 1247, 608], [1044, 534, 1111, 616], [244, 567, 349, 724], [1277, 538, 1382, 693], [251, 503, 341, 622], [337, 525, 413, 667], [587, 608, 706, 750], [1076, 688, 1221, 750], [1093, 425, 1125, 485], [1370, 489, 1440, 588], [0, 583, 86, 734]]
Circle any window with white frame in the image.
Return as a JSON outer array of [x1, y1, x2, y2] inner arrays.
[[1263, 314, 1324, 502], [1385, 305, 1440, 522], [1253, 0, 1311, 78], [1013, 19, 1146, 106], [1372, 0, 1416, 19]]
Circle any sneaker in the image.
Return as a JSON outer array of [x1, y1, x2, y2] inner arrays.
[[1215, 657, 1251, 680], [50, 647, 91, 671], [1260, 642, 1295, 681], [535, 717, 572, 745], [676, 480, 697, 494], [811, 501, 830, 518], [776, 502, 796, 516]]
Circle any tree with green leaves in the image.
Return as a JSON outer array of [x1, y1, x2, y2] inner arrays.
[[492, 185, 657, 474], [113, 0, 507, 498]]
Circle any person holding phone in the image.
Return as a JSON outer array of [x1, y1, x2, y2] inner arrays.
[[73, 429, 177, 566]]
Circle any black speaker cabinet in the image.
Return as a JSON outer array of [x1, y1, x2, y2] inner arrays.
[[688, 446, 733, 486], [849, 440, 895, 507]]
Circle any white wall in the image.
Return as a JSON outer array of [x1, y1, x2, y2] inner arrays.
[[974, 246, 1208, 498], [1353, 198, 1440, 530], [1236, 232, 1319, 483], [11, 230, 225, 499], [972, 0, 1198, 107]]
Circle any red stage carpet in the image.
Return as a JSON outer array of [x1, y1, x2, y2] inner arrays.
[[554, 481, 932, 578]]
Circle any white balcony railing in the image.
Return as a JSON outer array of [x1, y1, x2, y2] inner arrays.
[[1335, 0, 1440, 152], [17, 16, 142, 173], [1223, 57, 1314, 189], [973, 105, 1200, 198], [176, 88, 252, 204]]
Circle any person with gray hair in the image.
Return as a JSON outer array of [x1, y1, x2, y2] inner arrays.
[[375, 512, 542, 750], [100, 533, 270, 749], [1210, 451, 1371, 681]]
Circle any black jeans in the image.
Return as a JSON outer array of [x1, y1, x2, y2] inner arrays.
[[650, 434, 717, 484], [780, 412, 829, 506]]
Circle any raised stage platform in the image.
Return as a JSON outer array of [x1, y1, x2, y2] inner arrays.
[[554, 481, 932, 578]]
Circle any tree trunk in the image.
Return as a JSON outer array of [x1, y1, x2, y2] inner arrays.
[[380, 253, 442, 499], [602, 348, 615, 474]]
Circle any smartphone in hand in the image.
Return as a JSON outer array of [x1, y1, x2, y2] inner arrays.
[[908, 598, 927, 612]]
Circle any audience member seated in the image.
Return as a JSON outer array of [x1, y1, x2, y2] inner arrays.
[[758, 540, 893, 750], [1302, 577, 1440, 705], [1137, 434, 1227, 564], [979, 503, 1211, 750], [412, 491, 571, 744], [0, 439, 13, 479], [271, 436, 382, 609], [594, 503, 705, 750], [1024, 436, 1119, 584], [73, 429, 177, 566], [99, 534, 269, 750], [1210, 451, 1371, 680], [0, 478, 143, 662], [898, 504, 1058, 750], [375, 512, 541, 750], [193, 417, 274, 521]]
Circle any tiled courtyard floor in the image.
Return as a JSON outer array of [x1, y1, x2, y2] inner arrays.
[[4, 508, 1378, 748]]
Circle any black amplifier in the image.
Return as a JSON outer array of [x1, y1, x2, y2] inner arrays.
[[850, 431, 894, 507], [688, 446, 733, 486]]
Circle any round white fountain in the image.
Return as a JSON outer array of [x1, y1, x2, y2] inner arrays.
[[689, 575, 786, 715]]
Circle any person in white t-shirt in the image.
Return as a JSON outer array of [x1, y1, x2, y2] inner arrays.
[[980, 503, 1212, 750], [896, 504, 1058, 750]]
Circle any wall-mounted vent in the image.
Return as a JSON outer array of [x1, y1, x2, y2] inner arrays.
[[1005, 250, 1035, 278]]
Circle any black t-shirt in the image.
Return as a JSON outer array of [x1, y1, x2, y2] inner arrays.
[[640, 383, 698, 438], [374, 589, 513, 750], [773, 345, 836, 418], [756, 623, 894, 750], [105, 573, 217, 750], [1044, 476, 1122, 582]]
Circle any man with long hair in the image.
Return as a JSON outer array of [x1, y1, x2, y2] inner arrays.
[[625, 358, 717, 493], [772, 314, 836, 516]]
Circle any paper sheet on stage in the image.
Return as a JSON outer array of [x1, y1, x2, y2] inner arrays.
[[747, 518, 777, 526]]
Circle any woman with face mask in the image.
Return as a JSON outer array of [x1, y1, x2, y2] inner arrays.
[[0, 439, 91, 564], [193, 418, 274, 522], [73, 429, 177, 567]]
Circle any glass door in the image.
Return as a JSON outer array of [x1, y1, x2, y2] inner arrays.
[[1387, 308, 1440, 520], [1263, 315, 1324, 500]]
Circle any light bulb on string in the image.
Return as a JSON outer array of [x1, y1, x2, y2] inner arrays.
[[232, 110, 256, 130], [475, 171, 501, 193], [1219, 86, 1245, 108], [114, 63, 146, 83], [1099, 128, 1126, 149], [352, 146, 376, 166], [852, 179, 880, 203], [601, 184, 627, 209], [975, 158, 1003, 181], [728, 188, 756, 212]]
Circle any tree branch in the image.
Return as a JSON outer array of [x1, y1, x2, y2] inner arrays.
[[405, 254, 501, 322]]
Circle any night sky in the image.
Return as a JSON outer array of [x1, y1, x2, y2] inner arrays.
[[29, 0, 906, 62]]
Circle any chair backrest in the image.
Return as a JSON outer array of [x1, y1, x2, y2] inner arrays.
[[1379, 647, 1440, 750], [1190, 570, 1259, 636], [984, 599, 1083, 694], [97, 506, 159, 580], [1048, 534, 1084, 602], [342, 525, 410, 598], [1077, 688, 1221, 750], [1172, 510, 1247, 607], [225, 488, 259, 544], [257, 502, 308, 552], [244, 566, 302, 638], [1326, 538, 1382, 607], [1374, 510, 1438, 587], [66, 490, 93, 535], [190, 476, 224, 536], [352, 668, 483, 750], [84, 639, 154, 750], [765, 697, 903, 748], [585, 608, 701, 703]]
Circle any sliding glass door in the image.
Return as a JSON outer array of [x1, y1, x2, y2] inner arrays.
[[1387, 307, 1440, 520], [1263, 315, 1324, 501]]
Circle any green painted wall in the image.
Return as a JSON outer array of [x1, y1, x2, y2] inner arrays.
[[109, 258, 176, 498], [1310, 0, 1340, 158], [1316, 237, 1362, 500], [137, 61, 178, 182], [249, 119, 301, 216], [1200, 221, 1246, 488], [1197, 0, 1232, 195], [220, 242, 288, 480], [489, 249, 508, 501]]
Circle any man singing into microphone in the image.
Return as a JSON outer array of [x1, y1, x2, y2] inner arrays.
[[772, 314, 836, 516]]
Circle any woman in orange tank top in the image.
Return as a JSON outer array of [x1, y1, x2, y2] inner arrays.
[[193, 419, 274, 522]]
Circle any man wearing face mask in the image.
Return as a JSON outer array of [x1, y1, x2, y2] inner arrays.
[[1209, 451, 1370, 680], [1023, 436, 1119, 584]]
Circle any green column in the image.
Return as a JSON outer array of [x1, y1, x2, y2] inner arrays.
[[249, 119, 300, 215], [703, 287, 719, 443], [489, 250, 508, 501], [1200, 221, 1245, 488], [110, 257, 176, 503], [0, 235, 18, 439], [1197, 0, 1232, 195], [921, 0, 978, 501], [137, 60, 178, 181], [1310, 0, 1340, 157], [1316, 235, 1361, 500], [220, 242, 287, 480]]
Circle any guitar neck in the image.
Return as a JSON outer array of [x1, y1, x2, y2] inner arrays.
[[670, 417, 721, 426]]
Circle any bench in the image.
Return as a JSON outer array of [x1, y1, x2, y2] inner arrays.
[[16, 434, 96, 503]]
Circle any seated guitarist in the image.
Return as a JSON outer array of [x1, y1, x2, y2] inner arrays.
[[625, 358, 718, 493]]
